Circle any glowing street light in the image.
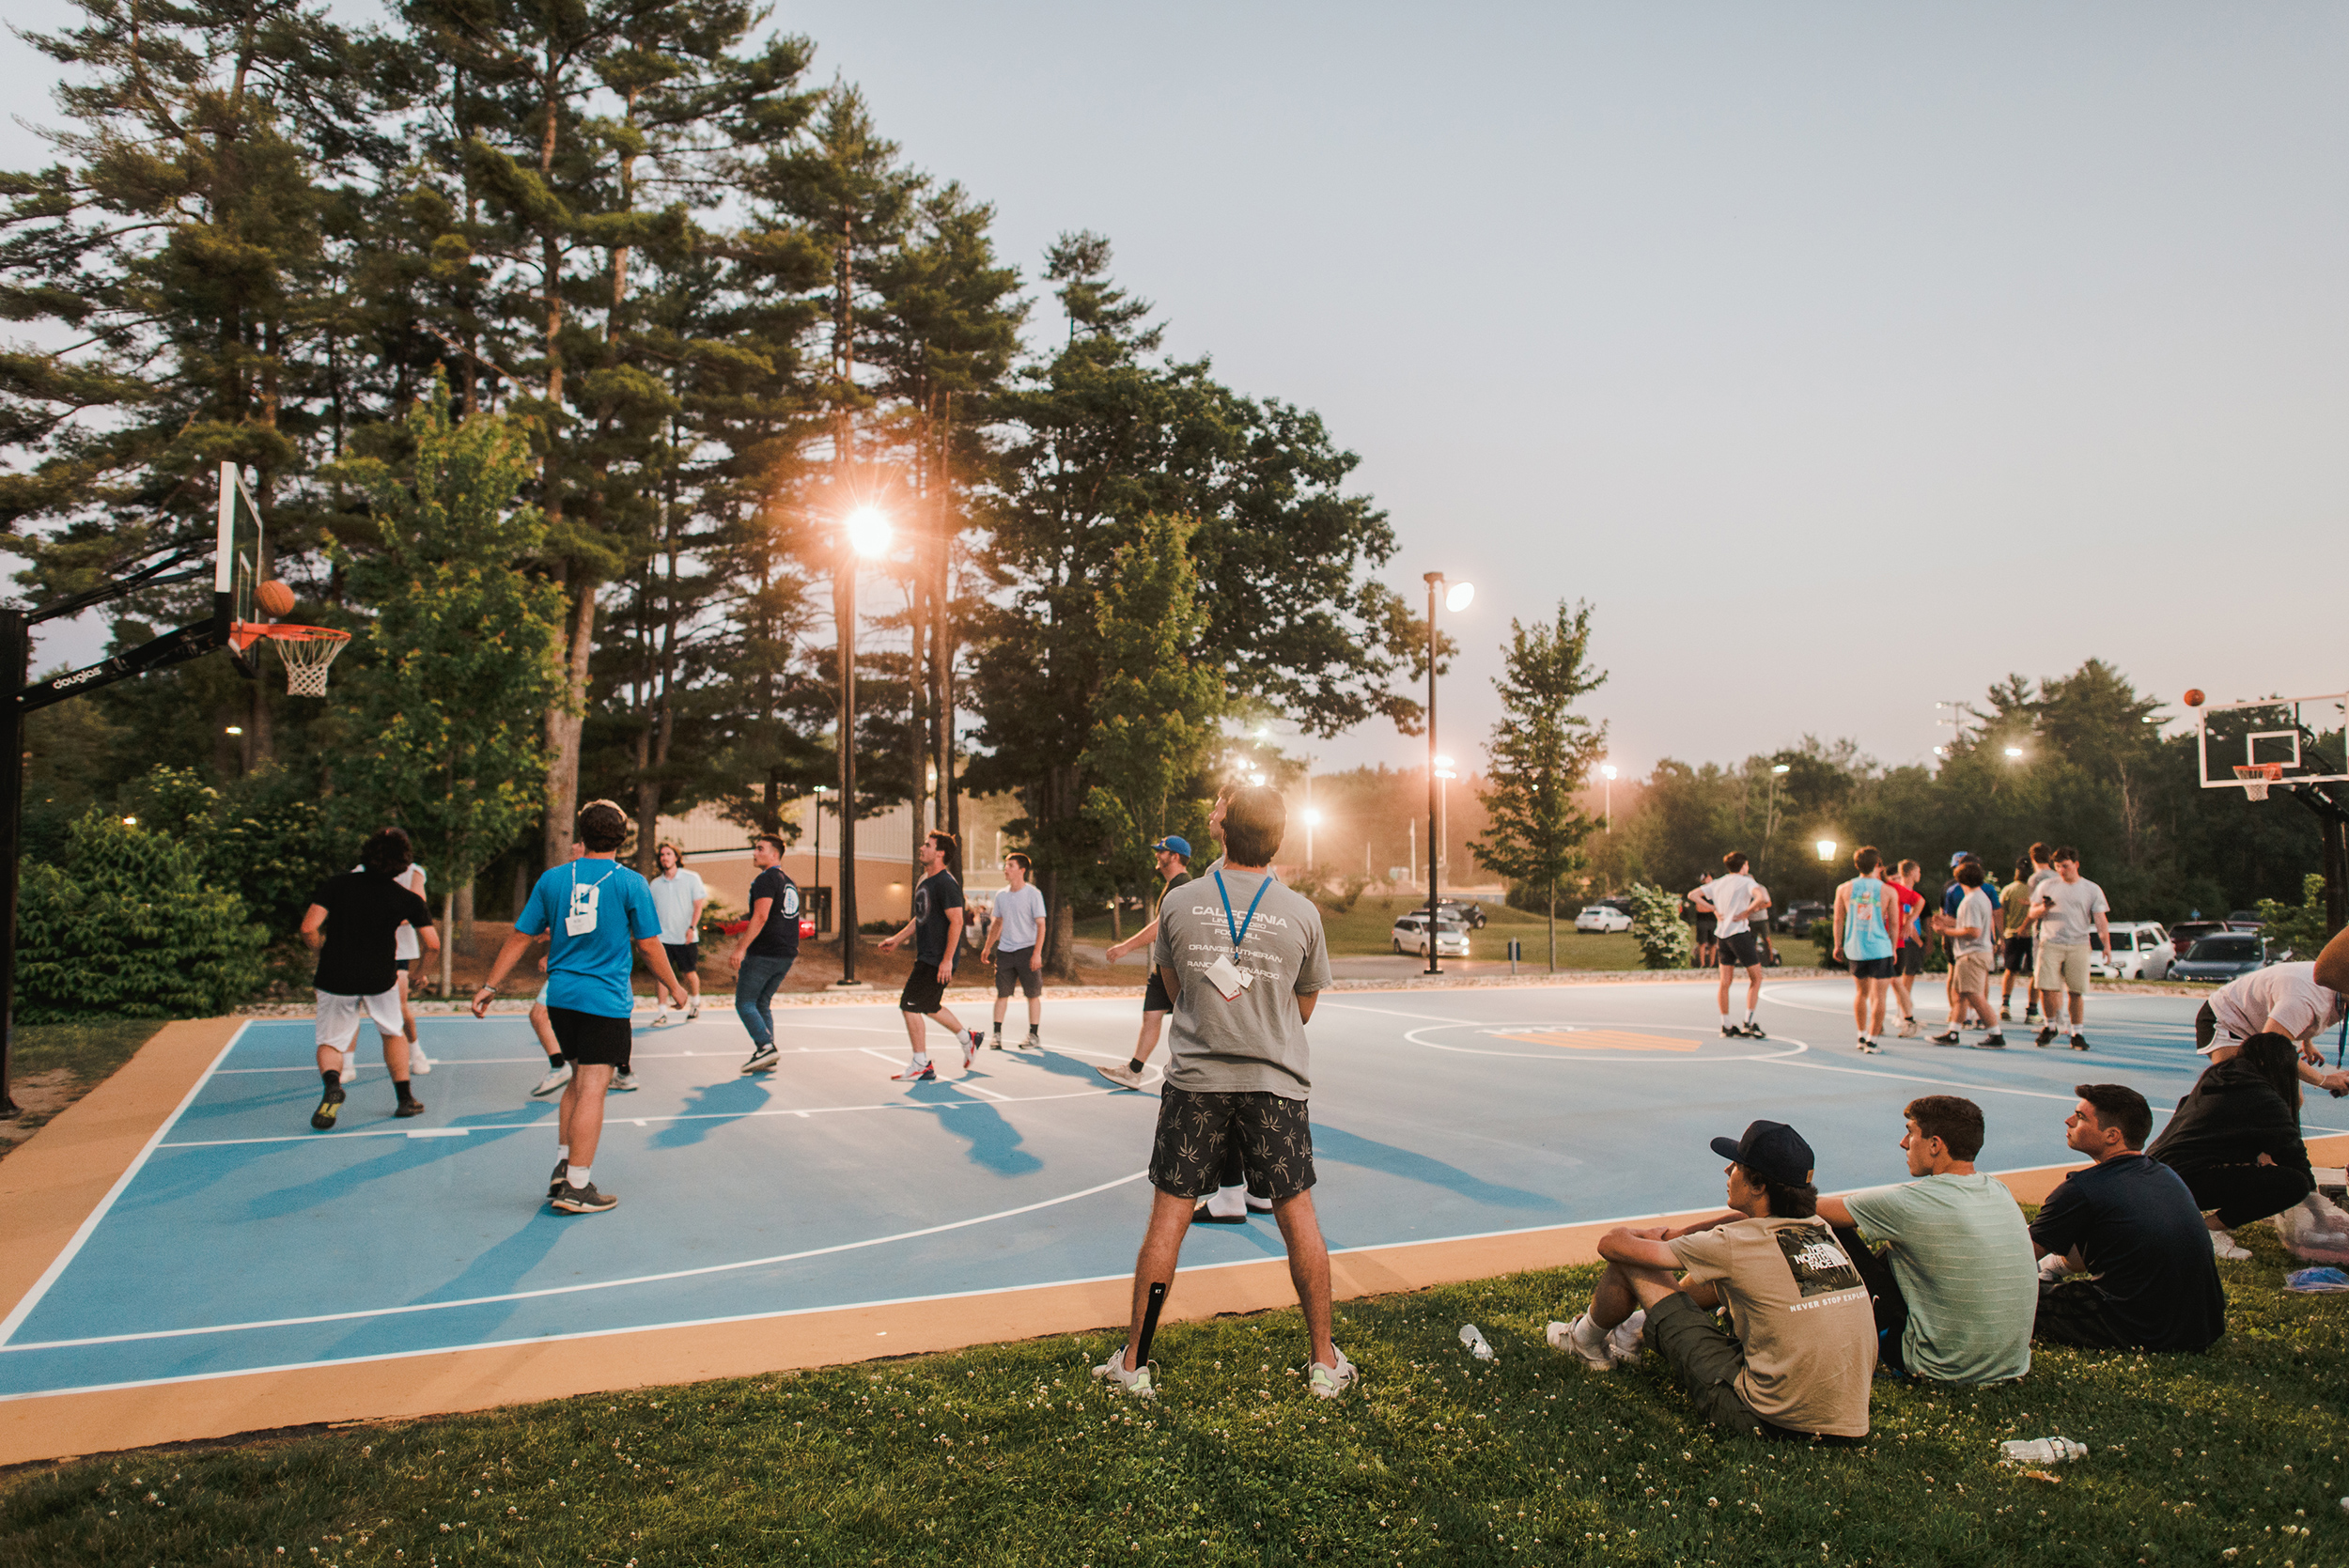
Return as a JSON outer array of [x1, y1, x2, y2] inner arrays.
[[833, 505, 892, 988], [2003, 746, 2024, 759], [1599, 762, 1619, 832], [1421, 572, 1473, 975], [1815, 838, 1838, 862], [1444, 581, 1475, 613], [1301, 805, 1323, 865], [845, 505, 891, 559]]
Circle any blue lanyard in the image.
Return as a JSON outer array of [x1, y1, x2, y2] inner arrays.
[[1213, 870, 1270, 955]]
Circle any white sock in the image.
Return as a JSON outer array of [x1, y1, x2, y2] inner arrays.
[[339, 1049, 356, 1080], [1719, 1014, 1732, 1029], [911, 1052, 930, 1065], [568, 1164, 591, 1188], [1570, 1312, 1606, 1350], [555, 1143, 568, 1161]]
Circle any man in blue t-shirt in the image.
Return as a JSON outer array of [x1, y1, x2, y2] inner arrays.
[[474, 800, 686, 1215], [2030, 1082, 2226, 1352]]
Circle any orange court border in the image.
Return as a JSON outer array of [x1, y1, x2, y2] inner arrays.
[[4, 1011, 2341, 1468]]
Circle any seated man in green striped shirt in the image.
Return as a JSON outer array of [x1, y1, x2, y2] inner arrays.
[[1814, 1095, 2038, 1385]]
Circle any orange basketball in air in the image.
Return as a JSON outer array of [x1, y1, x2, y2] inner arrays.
[[2183, 688, 2205, 708], [257, 579, 296, 617]]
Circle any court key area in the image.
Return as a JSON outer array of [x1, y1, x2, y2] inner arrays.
[[3, 980, 2303, 1408]]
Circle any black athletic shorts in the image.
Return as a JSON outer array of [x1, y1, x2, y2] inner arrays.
[[1717, 931, 1762, 969], [993, 946, 1041, 999], [1849, 956, 1896, 980], [2003, 937, 2033, 972], [1898, 945, 1925, 977], [1149, 1085, 1315, 1203], [662, 940, 699, 977], [900, 964, 949, 1015], [394, 958, 412, 973], [547, 1006, 630, 1067], [2032, 1279, 2134, 1350], [1143, 970, 1173, 1013]]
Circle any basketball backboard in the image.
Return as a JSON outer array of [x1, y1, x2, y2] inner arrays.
[[216, 460, 264, 675], [2198, 694, 2349, 790]]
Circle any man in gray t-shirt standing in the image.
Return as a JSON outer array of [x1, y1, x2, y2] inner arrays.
[[1095, 785, 1350, 1401], [2022, 847, 2110, 1050]]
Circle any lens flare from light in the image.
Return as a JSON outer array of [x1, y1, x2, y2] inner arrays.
[[845, 506, 891, 559], [1444, 582, 1475, 613]]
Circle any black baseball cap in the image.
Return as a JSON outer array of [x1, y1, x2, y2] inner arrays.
[[1708, 1119, 1815, 1188]]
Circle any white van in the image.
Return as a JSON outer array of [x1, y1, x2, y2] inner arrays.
[[2086, 922, 2175, 982]]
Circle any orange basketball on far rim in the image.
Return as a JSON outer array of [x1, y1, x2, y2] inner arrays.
[[2183, 688, 2205, 708], [257, 579, 296, 617]]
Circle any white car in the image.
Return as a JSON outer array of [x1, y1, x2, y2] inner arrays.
[[2086, 921, 2175, 981], [1392, 911, 1470, 957], [1575, 900, 1633, 934]]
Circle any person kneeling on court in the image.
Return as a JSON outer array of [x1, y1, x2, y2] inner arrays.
[[302, 827, 442, 1131], [473, 800, 687, 1215], [2029, 1084, 2225, 1353], [1812, 1096, 2037, 1385], [1549, 1120, 1875, 1443], [2146, 1032, 2318, 1262], [1093, 784, 1346, 1400]]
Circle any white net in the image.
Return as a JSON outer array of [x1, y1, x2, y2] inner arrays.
[[2235, 764, 2281, 802], [264, 628, 350, 696]]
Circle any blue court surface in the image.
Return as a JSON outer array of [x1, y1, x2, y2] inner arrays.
[[7, 980, 2333, 1403]]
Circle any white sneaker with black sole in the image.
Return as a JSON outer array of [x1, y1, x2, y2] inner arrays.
[[609, 1068, 640, 1093]]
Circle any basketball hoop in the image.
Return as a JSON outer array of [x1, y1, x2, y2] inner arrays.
[[2234, 762, 2286, 801], [235, 623, 351, 696]]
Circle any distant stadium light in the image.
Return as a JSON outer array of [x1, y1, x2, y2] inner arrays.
[[1444, 582, 1475, 613], [1771, 763, 1789, 774], [1815, 839, 1836, 862], [2003, 746, 2024, 758], [122, 815, 138, 827], [225, 725, 243, 736]]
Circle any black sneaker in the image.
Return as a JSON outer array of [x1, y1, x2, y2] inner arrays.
[[1975, 1032, 2008, 1049], [549, 1157, 568, 1198], [741, 1044, 780, 1074], [394, 1098, 426, 1119], [2034, 1026, 2058, 1048], [1720, 1025, 1740, 1038], [1930, 1030, 1962, 1046], [2070, 1032, 2090, 1051], [310, 1083, 347, 1131], [1739, 1022, 1768, 1039], [551, 1181, 617, 1214]]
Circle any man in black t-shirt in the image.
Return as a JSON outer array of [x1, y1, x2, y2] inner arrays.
[[729, 833, 801, 1075], [878, 831, 980, 1081], [300, 827, 440, 1132], [2030, 1082, 2226, 1352]]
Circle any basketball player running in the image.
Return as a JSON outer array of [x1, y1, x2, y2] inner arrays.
[[337, 851, 430, 1083], [472, 801, 686, 1213], [303, 828, 441, 1129], [1833, 847, 1899, 1053], [981, 851, 1049, 1049], [1691, 852, 1771, 1037], [1099, 835, 1194, 1090], [878, 831, 984, 1080]]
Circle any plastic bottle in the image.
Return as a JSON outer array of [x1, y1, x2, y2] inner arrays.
[[1458, 1324, 1496, 1360], [1999, 1437, 2090, 1465]]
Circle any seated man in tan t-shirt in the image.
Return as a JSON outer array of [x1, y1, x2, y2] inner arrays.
[[1549, 1119, 1877, 1441]]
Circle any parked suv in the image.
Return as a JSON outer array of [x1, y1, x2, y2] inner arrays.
[[2087, 922, 2175, 981], [1392, 911, 1470, 957], [1780, 900, 1829, 937]]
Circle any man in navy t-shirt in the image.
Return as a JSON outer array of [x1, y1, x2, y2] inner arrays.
[[730, 832, 801, 1075], [474, 800, 687, 1215], [2030, 1082, 2226, 1352], [878, 831, 980, 1080]]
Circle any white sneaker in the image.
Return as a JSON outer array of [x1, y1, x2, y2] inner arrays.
[[1606, 1310, 1647, 1365], [648, 1009, 670, 1029], [1095, 1062, 1145, 1090], [608, 1068, 640, 1093], [531, 1061, 573, 1097], [1203, 1184, 1248, 1222], [1306, 1345, 1359, 1399], [1896, 1018, 1921, 1039], [409, 1044, 432, 1075], [2211, 1229, 2252, 1262], [1547, 1314, 1615, 1372], [1245, 1190, 1273, 1214], [1092, 1345, 1154, 1398], [686, 1002, 699, 1021]]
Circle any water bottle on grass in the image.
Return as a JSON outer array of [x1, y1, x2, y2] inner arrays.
[[2000, 1437, 2090, 1465], [1458, 1324, 1496, 1360]]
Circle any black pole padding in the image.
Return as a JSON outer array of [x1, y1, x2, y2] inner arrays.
[[0, 608, 25, 1118], [1134, 1280, 1169, 1367]]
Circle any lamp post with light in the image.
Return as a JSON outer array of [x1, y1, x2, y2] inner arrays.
[[1762, 762, 1790, 875], [833, 506, 891, 987], [1302, 806, 1323, 868], [1423, 572, 1473, 975], [1600, 763, 1617, 832]]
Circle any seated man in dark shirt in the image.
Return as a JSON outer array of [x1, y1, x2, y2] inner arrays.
[[2030, 1083, 2226, 1353], [2146, 1032, 2317, 1260]]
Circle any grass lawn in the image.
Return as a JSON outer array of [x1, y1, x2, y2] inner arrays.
[[7, 1220, 2341, 1566], [0, 1017, 166, 1157]]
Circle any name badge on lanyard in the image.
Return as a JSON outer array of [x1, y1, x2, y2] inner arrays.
[[567, 864, 606, 938], [1207, 871, 1269, 1001]]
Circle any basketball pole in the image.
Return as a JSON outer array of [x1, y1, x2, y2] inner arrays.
[[0, 609, 27, 1116]]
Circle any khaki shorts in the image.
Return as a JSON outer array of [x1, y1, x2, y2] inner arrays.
[[2034, 942, 2090, 992], [1952, 953, 1990, 998]]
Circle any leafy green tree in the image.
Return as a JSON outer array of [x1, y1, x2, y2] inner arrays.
[[1076, 514, 1221, 973], [16, 812, 268, 1021], [332, 379, 566, 993], [1470, 600, 1607, 970], [1624, 882, 1692, 971]]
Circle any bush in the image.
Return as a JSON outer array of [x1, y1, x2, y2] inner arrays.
[[1812, 918, 1844, 970], [1318, 873, 1372, 914], [2256, 873, 2327, 962], [1624, 882, 1692, 970], [16, 810, 269, 1021], [116, 764, 358, 934]]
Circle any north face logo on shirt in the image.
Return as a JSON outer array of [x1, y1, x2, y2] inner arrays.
[[1774, 1222, 1863, 1297]]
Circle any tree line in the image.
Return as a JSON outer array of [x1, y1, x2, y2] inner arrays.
[[2, 0, 1434, 982]]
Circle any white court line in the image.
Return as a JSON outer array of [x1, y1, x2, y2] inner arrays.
[[0, 1169, 1153, 1356], [1317, 1001, 1484, 1027], [1759, 981, 2201, 1032], [217, 1043, 922, 1074], [0, 1023, 251, 1345], [961, 1081, 1013, 1102]]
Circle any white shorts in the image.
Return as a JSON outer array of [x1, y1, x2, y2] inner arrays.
[[317, 987, 405, 1047]]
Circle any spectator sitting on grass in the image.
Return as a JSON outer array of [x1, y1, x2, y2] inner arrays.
[[2146, 1032, 2316, 1262], [2030, 1083, 2225, 1353], [1814, 1095, 2037, 1385], [1549, 1119, 1876, 1442]]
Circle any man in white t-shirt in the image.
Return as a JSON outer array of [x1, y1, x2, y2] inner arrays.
[[980, 851, 1050, 1048], [2022, 847, 2108, 1050], [1691, 852, 1770, 1038], [646, 843, 708, 1027], [2196, 961, 2349, 1094], [1929, 859, 2005, 1048]]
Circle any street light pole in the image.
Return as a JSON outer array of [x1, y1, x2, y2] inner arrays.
[[1600, 764, 1617, 832], [834, 506, 892, 988], [1422, 572, 1472, 975]]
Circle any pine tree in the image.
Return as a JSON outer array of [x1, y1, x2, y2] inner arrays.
[[1470, 600, 1609, 970]]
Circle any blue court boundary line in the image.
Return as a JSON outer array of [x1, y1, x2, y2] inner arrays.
[[0, 1022, 250, 1345]]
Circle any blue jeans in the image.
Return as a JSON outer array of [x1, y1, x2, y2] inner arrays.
[[735, 955, 794, 1046]]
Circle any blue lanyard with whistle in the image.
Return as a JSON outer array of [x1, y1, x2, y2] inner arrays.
[[1213, 870, 1270, 957]]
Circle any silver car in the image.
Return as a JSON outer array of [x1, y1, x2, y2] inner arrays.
[[1392, 911, 1470, 956]]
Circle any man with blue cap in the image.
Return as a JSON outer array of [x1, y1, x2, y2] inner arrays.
[[1099, 831, 1195, 1090], [1548, 1118, 1876, 1440]]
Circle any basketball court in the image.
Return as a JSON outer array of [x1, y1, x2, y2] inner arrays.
[[8, 975, 2342, 1465]]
